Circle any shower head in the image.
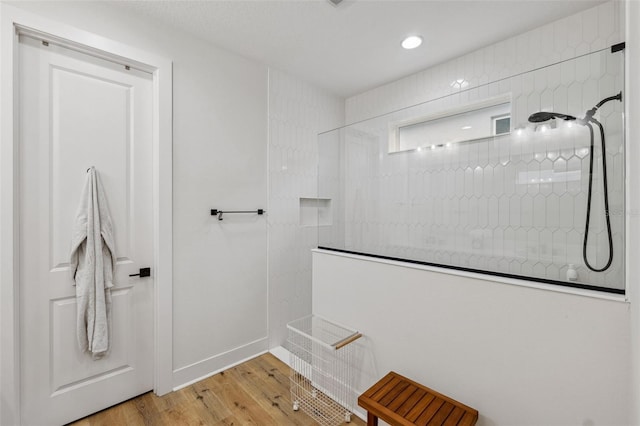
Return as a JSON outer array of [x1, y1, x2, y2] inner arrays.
[[528, 112, 577, 123]]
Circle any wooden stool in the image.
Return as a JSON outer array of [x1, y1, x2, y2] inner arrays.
[[358, 371, 478, 426]]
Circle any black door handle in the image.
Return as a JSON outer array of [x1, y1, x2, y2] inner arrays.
[[129, 267, 151, 278]]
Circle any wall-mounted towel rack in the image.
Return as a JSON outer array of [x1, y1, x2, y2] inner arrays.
[[211, 209, 265, 220]]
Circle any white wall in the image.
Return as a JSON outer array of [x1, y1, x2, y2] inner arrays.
[[625, 0, 640, 423], [313, 250, 631, 425], [267, 69, 344, 348], [5, 1, 269, 388]]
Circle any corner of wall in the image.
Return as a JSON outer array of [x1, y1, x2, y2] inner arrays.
[[625, 0, 639, 422], [266, 68, 344, 350]]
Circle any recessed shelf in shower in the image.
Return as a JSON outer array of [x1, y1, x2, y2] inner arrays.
[[300, 198, 332, 227]]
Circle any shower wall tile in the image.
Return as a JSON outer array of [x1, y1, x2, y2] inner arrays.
[[345, 1, 623, 124], [268, 69, 344, 348], [322, 41, 624, 290]]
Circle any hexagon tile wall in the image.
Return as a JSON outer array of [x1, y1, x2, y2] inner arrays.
[[319, 47, 625, 293]]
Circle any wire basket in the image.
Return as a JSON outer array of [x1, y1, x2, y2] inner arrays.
[[287, 315, 362, 426]]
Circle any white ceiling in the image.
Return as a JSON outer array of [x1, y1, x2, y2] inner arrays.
[[110, 0, 606, 98]]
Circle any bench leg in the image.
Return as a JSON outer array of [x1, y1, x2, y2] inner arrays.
[[367, 412, 378, 426]]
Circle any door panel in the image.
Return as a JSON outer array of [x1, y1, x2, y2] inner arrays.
[[50, 286, 134, 394], [50, 65, 134, 268], [19, 34, 154, 425]]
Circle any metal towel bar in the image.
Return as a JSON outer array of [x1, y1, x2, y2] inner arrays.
[[210, 209, 265, 220]]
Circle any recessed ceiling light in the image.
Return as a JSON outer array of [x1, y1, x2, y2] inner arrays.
[[461, 126, 472, 130], [401, 35, 423, 50]]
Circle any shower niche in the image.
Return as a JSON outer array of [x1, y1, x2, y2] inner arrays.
[[318, 47, 625, 294]]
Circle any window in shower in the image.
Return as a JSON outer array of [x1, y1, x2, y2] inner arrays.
[[493, 114, 511, 135], [318, 47, 625, 294], [389, 95, 511, 153]]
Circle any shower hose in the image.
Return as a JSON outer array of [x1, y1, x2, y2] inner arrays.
[[581, 92, 621, 272]]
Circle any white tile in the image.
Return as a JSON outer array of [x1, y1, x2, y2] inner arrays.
[[546, 193, 560, 229], [559, 193, 575, 229], [565, 157, 582, 195], [539, 159, 553, 196], [514, 94, 528, 129], [335, 2, 624, 288], [606, 50, 622, 78], [503, 164, 516, 196], [539, 229, 553, 262], [580, 82, 598, 116], [527, 92, 541, 118], [533, 194, 546, 229], [483, 165, 494, 196], [599, 73, 616, 101], [464, 167, 474, 198], [575, 55, 590, 83], [521, 194, 533, 228], [499, 195, 510, 228], [474, 166, 483, 197], [516, 228, 528, 259], [468, 197, 478, 229], [477, 141, 489, 168], [504, 228, 515, 260], [510, 259, 522, 275], [611, 153, 624, 194], [567, 82, 583, 116], [510, 195, 521, 227], [582, 7, 599, 44], [575, 43, 590, 57], [459, 198, 470, 228], [519, 260, 533, 277], [540, 88, 554, 114], [527, 228, 539, 261], [527, 161, 540, 196], [455, 168, 465, 196], [598, 2, 615, 41], [545, 64, 561, 92], [573, 192, 587, 231], [553, 229, 567, 265], [553, 85, 569, 119], [533, 262, 547, 278], [522, 72, 534, 95]]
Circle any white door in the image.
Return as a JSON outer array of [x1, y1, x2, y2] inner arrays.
[[19, 34, 154, 425]]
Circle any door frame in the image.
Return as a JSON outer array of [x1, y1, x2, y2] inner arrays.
[[0, 5, 173, 424]]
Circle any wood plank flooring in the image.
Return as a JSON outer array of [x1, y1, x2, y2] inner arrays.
[[70, 353, 365, 426]]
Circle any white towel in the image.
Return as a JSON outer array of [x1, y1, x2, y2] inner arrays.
[[69, 167, 116, 359]]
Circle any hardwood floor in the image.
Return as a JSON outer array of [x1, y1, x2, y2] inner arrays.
[[70, 353, 366, 425]]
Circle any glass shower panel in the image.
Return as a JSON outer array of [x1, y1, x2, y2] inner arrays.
[[318, 48, 625, 293]]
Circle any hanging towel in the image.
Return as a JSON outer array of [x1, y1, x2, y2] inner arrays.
[[69, 167, 117, 359]]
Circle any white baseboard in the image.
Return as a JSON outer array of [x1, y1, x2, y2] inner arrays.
[[269, 345, 291, 366], [172, 337, 269, 390]]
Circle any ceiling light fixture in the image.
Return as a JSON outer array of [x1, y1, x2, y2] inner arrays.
[[450, 79, 469, 89], [401, 35, 423, 50]]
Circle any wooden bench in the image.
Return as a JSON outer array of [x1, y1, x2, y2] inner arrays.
[[358, 371, 478, 426]]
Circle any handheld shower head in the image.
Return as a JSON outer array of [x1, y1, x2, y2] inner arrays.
[[526, 93, 622, 273], [528, 112, 577, 123]]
